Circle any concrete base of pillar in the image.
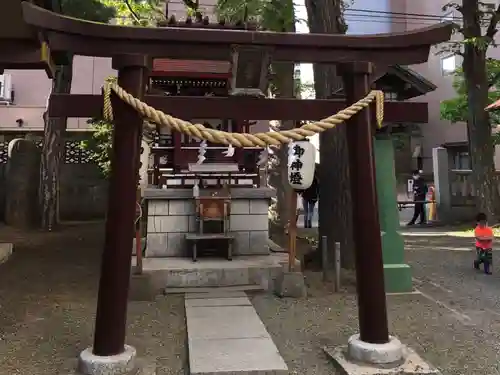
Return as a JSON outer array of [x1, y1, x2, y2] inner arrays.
[[274, 271, 307, 298], [74, 346, 156, 375], [0, 243, 13, 264], [383, 264, 412, 294], [324, 334, 440, 374]]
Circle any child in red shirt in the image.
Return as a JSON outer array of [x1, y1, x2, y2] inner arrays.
[[474, 212, 494, 275]]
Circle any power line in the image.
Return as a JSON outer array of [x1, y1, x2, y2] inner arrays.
[[127, 1, 500, 29]]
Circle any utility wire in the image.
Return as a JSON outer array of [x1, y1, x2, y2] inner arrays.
[[120, 1, 500, 28]]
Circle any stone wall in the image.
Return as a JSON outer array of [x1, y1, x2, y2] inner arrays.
[[0, 134, 108, 222], [144, 188, 273, 258]]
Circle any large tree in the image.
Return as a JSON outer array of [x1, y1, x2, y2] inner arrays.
[[216, 0, 296, 230], [304, 0, 354, 268], [442, 1, 500, 218], [40, 0, 115, 231]]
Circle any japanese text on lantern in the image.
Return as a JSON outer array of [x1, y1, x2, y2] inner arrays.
[[289, 144, 305, 186], [287, 141, 316, 190]]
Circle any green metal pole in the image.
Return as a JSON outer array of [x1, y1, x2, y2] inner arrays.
[[374, 137, 412, 293]]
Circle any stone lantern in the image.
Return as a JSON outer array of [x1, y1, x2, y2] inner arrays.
[[229, 45, 272, 97]]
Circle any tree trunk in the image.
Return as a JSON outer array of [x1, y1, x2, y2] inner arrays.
[[270, 63, 296, 229], [462, 0, 500, 219], [304, 0, 355, 269], [40, 63, 73, 231]]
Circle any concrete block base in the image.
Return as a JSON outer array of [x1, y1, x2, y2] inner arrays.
[[77, 345, 156, 375], [274, 271, 307, 298], [324, 338, 441, 375], [383, 264, 412, 294], [129, 272, 157, 301]]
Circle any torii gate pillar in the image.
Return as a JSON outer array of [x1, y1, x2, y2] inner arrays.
[[330, 62, 405, 366], [78, 55, 149, 375]]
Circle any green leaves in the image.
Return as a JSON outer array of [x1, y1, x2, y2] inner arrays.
[[58, 0, 115, 22], [440, 58, 500, 142], [98, 0, 164, 25], [216, 0, 294, 32], [79, 119, 114, 177]]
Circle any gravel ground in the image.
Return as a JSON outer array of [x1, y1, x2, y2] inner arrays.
[[0, 222, 187, 375], [253, 229, 500, 375], [4, 221, 500, 375], [252, 273, 500, 375]]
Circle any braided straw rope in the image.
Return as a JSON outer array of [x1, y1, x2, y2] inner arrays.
[[103, 76, 384, 148]]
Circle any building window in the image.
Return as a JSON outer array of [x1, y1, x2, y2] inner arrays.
[[384, 92, 398, 101], [441, 55, 457, 75], [452, 151, 471, 170]]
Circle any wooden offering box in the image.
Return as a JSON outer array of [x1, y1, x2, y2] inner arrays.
[[197, 196, 230, 219]]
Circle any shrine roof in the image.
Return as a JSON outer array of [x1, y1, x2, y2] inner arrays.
[[331, 65, 436, 101], [20, 2, 453, 65]]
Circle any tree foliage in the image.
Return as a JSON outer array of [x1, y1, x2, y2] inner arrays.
[[80, 119, 113, 177], [58, 0, 116, 22], [440, 58, 500, 130]]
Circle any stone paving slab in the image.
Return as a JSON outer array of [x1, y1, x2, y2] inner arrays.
[[186, 306, 269, 340], [189, 337, 288, 375], [186, 294, 288, 374], [185, 297, 252, 308], [185, 291, 248, 299]]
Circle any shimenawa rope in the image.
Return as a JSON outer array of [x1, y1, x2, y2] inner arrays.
[[102, 76, 384, 148]]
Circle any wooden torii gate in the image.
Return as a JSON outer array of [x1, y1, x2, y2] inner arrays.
[[0, 0, 55, 75], [17, 0, 452, 366]]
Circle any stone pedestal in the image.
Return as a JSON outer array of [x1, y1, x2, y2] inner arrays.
[[74, 346, 156, 375], [432, 147, 451, 223], [143, 187, 273, 258], [5, 139, 41, 229], [374, 138, 412, 293], [274, 271, 307, 298], [324, 334, 441, 374]]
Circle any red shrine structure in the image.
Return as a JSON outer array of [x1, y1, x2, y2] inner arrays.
[[149, 57, 262, 187]]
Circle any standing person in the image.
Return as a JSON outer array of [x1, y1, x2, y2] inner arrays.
[[474, 212, 494, 275], [300, 164, 319, 228], [407, 169, 428, 226]]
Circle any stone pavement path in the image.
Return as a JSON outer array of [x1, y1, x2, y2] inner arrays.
[[185, 291, 287, 375]]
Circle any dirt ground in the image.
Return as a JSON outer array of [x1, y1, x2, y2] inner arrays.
[[0, 222, 187, 375]]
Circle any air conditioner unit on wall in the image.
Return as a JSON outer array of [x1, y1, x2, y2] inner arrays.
[[0, 74, 13, 104]]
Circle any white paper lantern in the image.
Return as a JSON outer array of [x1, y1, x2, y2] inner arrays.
[[287, 141, 316, 190], [138, 140, 150, 192]]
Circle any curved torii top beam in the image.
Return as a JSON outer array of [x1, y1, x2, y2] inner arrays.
[[0, 0, 56, 76], [21, 2, 453, 66]]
